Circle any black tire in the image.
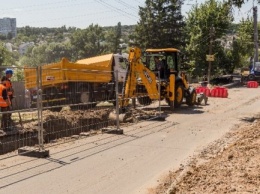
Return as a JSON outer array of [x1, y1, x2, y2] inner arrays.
[[174, 82, 184, 108], [137, 96, 152, 106], [75, 85, 97, 110], [186, 89, 196, 106], [248, 74, 255, 81]]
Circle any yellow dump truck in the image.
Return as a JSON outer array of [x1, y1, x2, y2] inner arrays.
[[24, 53, 127, 111]]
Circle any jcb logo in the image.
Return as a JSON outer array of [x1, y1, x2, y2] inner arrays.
[[143, 70, 153, 83]]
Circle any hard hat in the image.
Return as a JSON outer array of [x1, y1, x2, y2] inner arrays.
[[5, 68, 13, 75]]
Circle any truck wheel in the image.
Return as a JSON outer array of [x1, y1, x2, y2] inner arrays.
[[248, 74, 255, 81], [75, 85, 97, 110], [186, 89, 196, 106], [174, 82, 184, 108], [137, 96, 152, 106]]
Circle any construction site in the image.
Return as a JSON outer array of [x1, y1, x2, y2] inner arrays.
[[0, 46, 259, 194]]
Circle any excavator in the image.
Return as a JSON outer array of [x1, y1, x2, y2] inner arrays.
[[119, 47, 197, 111]]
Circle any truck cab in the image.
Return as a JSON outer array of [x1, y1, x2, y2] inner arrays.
[[243, 62, 260, 82]]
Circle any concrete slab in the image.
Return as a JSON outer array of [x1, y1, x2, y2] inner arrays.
[[18, 146, 49, 158], [104, 129, 124, 135]]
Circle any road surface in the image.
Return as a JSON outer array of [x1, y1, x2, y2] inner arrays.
[[0, 86, 259, 194]]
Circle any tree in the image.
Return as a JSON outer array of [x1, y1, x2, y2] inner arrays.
[[45, 42, 73, 62], [230, 0, 260, 8], [185, 0, 233, 76], [7, 32, 13, 40], [70, 24, 105, 59], [19, 42, 74, 66], [0, 42, 12, 66], [105, 22, 122, 53], [133, 0, 185, 49], [236, 18, 254, 66]]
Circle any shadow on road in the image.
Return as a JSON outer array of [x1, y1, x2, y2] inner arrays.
[[0, 121, 174, 190]]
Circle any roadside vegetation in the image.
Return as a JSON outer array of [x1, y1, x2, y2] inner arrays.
[[0, 0, 258, 81]]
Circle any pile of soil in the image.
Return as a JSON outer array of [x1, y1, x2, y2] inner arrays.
[[152, 117, 260, 193], [0, 106, 160, 154], [19, 108, 159, 133], [21, 108, 113, 136], [121, 108, 161, 123]]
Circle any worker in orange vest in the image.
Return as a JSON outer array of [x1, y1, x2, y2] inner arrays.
[[4, 69, 14, 122], [0, 76, 11, 131]]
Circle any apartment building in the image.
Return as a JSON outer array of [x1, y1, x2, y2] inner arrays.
[[0, 17, 17, 38]]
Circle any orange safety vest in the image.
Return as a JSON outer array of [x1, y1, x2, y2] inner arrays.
[[5, 79, 13, 97], [0, 84, 9, 108]]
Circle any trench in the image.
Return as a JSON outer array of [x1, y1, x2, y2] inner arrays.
[[0, 108, 115, 155]]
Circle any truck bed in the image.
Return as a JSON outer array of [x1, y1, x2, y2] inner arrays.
[[24, 54, 114, 89]]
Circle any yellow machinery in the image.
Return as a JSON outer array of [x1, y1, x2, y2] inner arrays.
[[120, 47, 196, 111], [24, 53, 128, 110]]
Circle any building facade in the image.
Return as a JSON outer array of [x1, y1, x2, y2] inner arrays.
[[0, 17, 17, 38]]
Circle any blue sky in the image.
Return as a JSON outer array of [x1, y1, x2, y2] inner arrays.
[[0, 0, 258, 28]]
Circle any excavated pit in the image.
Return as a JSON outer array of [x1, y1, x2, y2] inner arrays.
[[0, 108, 113, 154], [0, 107, 160, 154]]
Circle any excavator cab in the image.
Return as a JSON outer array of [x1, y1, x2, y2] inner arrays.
[[144, 48, 196, 108], [144, 49, 180, 79]]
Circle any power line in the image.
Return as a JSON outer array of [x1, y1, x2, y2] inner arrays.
[[96, 0, 138, 20], [0, 1, 140, 28], [1, 1, 96, 15], [17, 9, 133, 27], [0, 0, 93, 12], [114, 0, 139, 11]]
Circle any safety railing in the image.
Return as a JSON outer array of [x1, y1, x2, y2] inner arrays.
[[0, 66, 163, 157]]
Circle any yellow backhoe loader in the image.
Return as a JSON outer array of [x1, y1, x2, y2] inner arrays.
[[119, 47, 196, 111]]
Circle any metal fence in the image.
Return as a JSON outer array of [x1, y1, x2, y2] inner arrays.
[[0, 66, 162, 157]]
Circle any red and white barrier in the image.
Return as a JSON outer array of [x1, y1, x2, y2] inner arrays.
[[247, 81, 258, 88], [210, 86, 228, 98], [195, 86, 211, 97]]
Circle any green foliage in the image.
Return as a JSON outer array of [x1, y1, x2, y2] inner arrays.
[[185, 0, 233, 76], [230, 0, 260, 8], [70, 24, 106, 59], [20, 42, 74, 66], [133, 0, 185, 49], [104, 22, 122, 53], [0, 42, 13, 66], [17, 25, 72, 37], [0, 34, 7, 41], [236, 18, 254, 66]]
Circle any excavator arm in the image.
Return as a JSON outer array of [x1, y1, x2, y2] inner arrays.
[[120, 47, 159, 108]]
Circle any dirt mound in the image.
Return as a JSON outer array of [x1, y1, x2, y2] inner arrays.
[[152, 117, 260, 194], [21, 108, 113, 134], [0, 106, 160, 154]]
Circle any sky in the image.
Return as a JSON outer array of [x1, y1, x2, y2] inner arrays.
[[0, 0, 258, 28]]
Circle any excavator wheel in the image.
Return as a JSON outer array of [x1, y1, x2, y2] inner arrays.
[[174, 82, 184, 108], [186, 89, 197, 106]]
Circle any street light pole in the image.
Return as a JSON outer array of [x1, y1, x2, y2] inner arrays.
[[207, 26, 214, 83], [253, 6, 258, 63]]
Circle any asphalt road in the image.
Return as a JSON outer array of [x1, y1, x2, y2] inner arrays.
[[0, 86, 259, 194]]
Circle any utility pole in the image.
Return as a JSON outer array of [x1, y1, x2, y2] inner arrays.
[[207, 26, 214, 83], [253, 6, 258, 63]]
